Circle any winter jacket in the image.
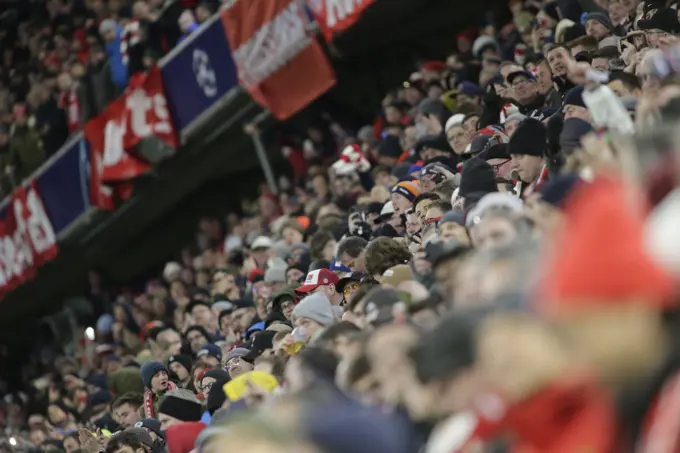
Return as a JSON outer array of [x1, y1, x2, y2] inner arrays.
[[545, 88, 563, 110], [0, 142, 15, 197], [106, 25, 129, 89], [10, 124, 43, 179]]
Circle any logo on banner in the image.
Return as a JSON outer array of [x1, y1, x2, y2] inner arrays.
[[192, 49, 217, 98], [84, 66, 178, 209], [311, 0, 374, 41], [325, 0, 365, 27], [222, 0, 336, 119], [231, 1, 312, 88]]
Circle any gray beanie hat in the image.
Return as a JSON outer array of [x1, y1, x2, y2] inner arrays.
[[292, 292, 336, 327]]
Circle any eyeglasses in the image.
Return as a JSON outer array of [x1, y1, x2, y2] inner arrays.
[[343, 282, 360, 297], [511, 79, 532, 88], [491, 159, 510, 176]]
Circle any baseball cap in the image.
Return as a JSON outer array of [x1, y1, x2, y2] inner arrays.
[[295, 269, 340, 294], [380, 265, 413, 287], [380, 201, 395, 217], [506, 70, 537, 85], [336, 272, 365, 294], [250, 236, 273, 250], [134, 419, 164, 440], [362, 288, 410, 326], [457, 81, 482, 96], [196, 344, 222, 362], [329, 260, 351, 273], [465, 135, 494, 156]]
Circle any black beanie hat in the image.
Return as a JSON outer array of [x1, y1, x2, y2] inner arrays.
[[378, 135, 403, 158], [167, 354, 193, 376], [414, 133, 452, 157], [458, 158, 498, 198], [508, 118, 546, 158], [563, 24, 586, 43]]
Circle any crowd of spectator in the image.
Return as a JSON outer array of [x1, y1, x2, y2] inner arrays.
[[2, 0, 680, 452], [0, 0, 218, 197]]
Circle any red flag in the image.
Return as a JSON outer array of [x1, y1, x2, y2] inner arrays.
[[307, 0, 375, 42], [222, 0, 336, 120], [84, 66, 178, 209], [0, 181, 58, 298]]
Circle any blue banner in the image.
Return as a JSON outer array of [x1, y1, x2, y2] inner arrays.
[[160, 15, 239, 134], [0, 137, 92, 237], [36, 139, 91, 236]]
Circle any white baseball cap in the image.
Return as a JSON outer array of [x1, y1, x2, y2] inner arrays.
[[250, 236, 273, 250], [466, 192, 524, 227], [380, 201, 395, 217]]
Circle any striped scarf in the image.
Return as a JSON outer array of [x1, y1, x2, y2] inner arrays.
[[121, 20, 141, 67], [143, 381, 178, 418], [522, 164, 549, 200], [59, 87, 80, 133]]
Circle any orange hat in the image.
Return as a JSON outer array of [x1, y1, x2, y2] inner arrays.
[[534, 177, 676, 317], [392, 180, 422, 203], [295, 216, 310, 231]]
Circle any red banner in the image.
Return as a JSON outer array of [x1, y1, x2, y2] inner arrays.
[[0, 181, 58, 298], [84, 66, 178, 210], [222, 0, 336, 120], [308, 0, 375, 42]]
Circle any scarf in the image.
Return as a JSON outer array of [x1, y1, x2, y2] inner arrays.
[[143, 381, 178, 418], [522, 164, 549, 200], [121, 20, 141, 67], [59, 88, 81, 133]]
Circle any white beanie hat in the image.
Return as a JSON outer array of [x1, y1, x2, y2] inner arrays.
[[445, 113, 466, 132]]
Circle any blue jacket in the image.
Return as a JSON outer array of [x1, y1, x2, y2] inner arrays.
[[106, 25, 128, 89]]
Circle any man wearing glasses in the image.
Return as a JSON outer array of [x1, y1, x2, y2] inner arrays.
[[506, 70, 547, 118]]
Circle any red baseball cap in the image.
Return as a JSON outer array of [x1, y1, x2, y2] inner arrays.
[[295, 269, 340, 294]]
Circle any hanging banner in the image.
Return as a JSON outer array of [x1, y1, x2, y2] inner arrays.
[[222, 0, 336, 120], [0, 181, 58, 297], [161, 15, 239, 135], [307, 0, 375, 42], [84, 66, 178, 209]]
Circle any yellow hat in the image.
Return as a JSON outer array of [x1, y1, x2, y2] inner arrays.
[[223, 371, 279, 402]]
